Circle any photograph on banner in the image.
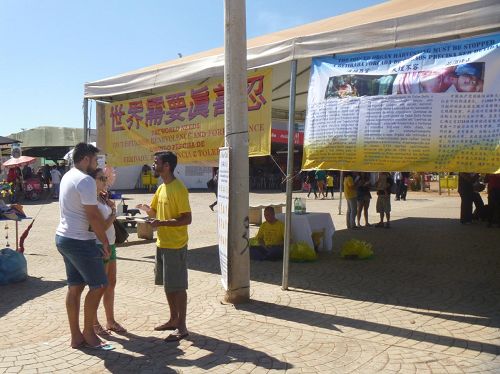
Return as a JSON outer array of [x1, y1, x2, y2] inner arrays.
[[324, 63, 485, 98], [303, 34, 500, 173], [103, 69, 272, 167]]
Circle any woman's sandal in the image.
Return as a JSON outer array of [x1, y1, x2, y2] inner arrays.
[[107, 322, 127, 333], [94, 324, 111, 336]]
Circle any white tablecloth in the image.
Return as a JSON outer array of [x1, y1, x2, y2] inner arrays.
[[276, 212, 335, 252]]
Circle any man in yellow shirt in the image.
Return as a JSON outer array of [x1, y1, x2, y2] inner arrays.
[[136, 151, 192, 342], [326, 172, 334, 199], [343, 172, 358, 229], [250, 206, 285, 261]]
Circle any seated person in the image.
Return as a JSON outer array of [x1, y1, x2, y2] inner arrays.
[[250, 206, 285, 261]]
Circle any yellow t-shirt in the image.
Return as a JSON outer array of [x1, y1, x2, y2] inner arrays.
[[326, 175, 334, 187], [343, 175, 357, 199], [150, 179, 191, 249], [256, 220, 285, 246]]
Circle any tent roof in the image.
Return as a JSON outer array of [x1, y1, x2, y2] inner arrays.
[[0, 136, 21, 146], [84, 0, 500, 111]]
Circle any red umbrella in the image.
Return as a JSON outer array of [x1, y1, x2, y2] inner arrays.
[[2, 156, 36, 168]]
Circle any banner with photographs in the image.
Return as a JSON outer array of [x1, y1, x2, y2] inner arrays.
[[303, 33, 500, 173]]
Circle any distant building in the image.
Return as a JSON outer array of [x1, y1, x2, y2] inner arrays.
[[5, 126, 96, 160]]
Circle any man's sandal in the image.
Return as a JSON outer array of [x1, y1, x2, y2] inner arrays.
[[164, 331, 189, 342], [154, 322, 178, 331]]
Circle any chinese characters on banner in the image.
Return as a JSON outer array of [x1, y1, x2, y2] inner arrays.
[[303, 34, 500, 173], [104, 69, 272, 166]]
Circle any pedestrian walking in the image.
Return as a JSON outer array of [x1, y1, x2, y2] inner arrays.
[[50, 165, 62, 199]]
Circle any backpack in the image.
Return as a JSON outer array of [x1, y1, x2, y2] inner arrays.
[[113, 220, 129, 244]]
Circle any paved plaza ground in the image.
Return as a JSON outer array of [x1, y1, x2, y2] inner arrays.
[[1, 189, 500, 373]]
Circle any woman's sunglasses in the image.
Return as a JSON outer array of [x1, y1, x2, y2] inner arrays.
[[97, 176, 108, 182]]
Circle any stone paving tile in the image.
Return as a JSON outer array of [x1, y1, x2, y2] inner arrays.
[[356, 343, 500, 374], [1, 191, 500, 373]]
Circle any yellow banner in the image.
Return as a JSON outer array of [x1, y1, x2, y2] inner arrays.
[[104, 69, 272, 166]]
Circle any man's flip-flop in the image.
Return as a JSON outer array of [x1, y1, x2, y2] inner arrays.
[[154, 322, 177, 331], [164, 332, 189, 342], [84, 343, 115, 351], [71, 341, 86, 349]]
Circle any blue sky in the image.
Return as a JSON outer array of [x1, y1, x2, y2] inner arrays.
[[0, 0, 385, 135]]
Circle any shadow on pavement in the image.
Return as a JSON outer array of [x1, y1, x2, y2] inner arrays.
[[234, 299, 500, 356], [116, 255, 154, 264], [0, 276, 65, 318], [83, 330, 290, 373], [187, 216, 500, 324], [117, 239, 156, 248]]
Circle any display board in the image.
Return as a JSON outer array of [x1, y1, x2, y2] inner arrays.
[[217, 147, 230, 290], [303, 34, 500, 173]]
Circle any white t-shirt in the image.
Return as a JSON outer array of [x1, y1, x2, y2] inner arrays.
[[56, 168, 98, 240], [50, 169, 62, 184], [96, 201, 116, 245]]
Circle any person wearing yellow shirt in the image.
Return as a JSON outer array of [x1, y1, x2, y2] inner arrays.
[[343, 172, 358, 229], [326, 172, 334, 199], [250, 206, 285, 261], [136, 151, 192, 342]]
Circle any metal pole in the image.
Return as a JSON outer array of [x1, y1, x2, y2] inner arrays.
[[282, 59, 297, 291], [83, 98, 89, 143], [223, 0, 250, 303], [338, 170, 344, 215]]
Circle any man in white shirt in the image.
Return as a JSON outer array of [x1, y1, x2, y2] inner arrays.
[[50, 165, 62, 199], [55, 143, 113, 350]]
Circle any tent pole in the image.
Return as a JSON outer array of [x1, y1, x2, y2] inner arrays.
[[83, 98, 89, 143], [338, 171, 344, 215], [282, 59, 297, 291]]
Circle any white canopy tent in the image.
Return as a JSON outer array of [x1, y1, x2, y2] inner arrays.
[[84, 0, 500, 289], [85, 0, 500, 112]]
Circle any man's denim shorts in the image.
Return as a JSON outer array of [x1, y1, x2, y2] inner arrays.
[[55, 235, 108, 289]]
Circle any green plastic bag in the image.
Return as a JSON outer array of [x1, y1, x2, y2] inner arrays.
[[340, 239, 373, 259], [249, 237, 260, 247], [290, 241, 317, 262]]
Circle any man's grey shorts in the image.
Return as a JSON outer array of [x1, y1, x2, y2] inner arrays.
[[155, 246, 188, 293]]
